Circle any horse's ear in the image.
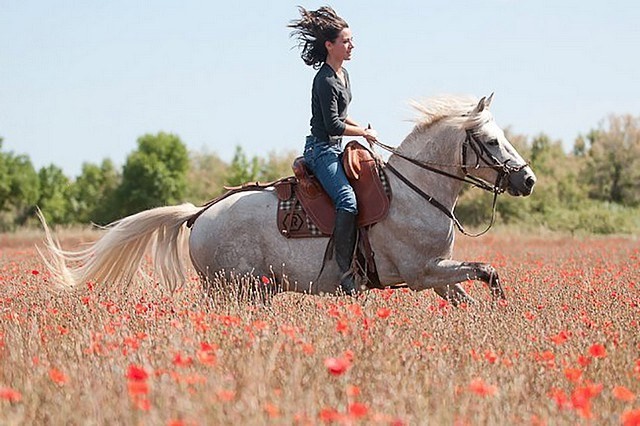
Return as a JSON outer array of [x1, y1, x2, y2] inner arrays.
[[485, 92, 494, 109], [473, 96, 487, 114]]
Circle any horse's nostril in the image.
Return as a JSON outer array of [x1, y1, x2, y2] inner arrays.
[[525, 176, 536, 189]]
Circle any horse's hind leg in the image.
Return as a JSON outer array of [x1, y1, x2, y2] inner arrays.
[[411, 259, 506, 301], [433, 284, 475, 306], [460, 261, 505, 300]]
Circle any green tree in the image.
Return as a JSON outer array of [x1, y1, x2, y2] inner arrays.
[[578, 114, 640, 206], [224, 145, 260, 187], [0, 138, 9, 207], [259, 149, 298, 182], [0, 139, 41, 229], [8, 155, 40, 225], [526, 133, 585, 212], [70, 159, 120, 224], [37, 164, 72, 224], [185, 149, 229, 204], [115, 132, 189, 217], [185, 147, 297, 203]]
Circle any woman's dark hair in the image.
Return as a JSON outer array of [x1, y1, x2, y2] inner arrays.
[[288, 6, 349, 69]]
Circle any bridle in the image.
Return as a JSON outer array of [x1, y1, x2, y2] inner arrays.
[[371, 128, 528, 237]]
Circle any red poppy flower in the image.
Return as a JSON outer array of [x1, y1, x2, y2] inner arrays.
[[549, 387, 570, 409], [324, 357, 351, 376], [49, 368, 68, 385], [0, 387, 22, 402], [468, 378, 497, 397], [613, 386, 636, 402], [550, 331, 569, 345], [319, 407, 342, 423], [301, 343, 315, 355], [216, 389, 235, 402], [172, 352, 194, 368], [252, 320, 269, 331], [126, 365, 148, 381], [348, 402, 369, 418], [196, 342, 218, 366], [621, 408, 640, 426], [376, 307, 391, 319], [263, 402, 280, 418], [570, 382, 603, 418], [564, 368, 582, 383], [539, 350, 555, 361], [577, 355, 592, 367], [343, 350, 355, 362], [346, 384, 360, 397], [588, 344, 606, 358], [484, 350, 498, 364], [336, 320, 349, 334], [127, 380, 149, 396]]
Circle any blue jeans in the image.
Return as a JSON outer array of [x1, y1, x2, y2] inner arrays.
[[303, 135, 358, 214]]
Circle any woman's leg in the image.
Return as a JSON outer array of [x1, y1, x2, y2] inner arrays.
[[304, 139, 358, 294], [304, 141, 357, 214]]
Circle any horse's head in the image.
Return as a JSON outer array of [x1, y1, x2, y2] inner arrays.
[[462, 94, 536, 196]]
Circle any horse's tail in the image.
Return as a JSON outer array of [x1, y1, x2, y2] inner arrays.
[[37, 203, 201, 293]]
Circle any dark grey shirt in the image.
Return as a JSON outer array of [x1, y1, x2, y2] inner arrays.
[[310, 63, 352, 143]]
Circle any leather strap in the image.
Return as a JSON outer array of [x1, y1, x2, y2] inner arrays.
[[186, 177, 295, 228]]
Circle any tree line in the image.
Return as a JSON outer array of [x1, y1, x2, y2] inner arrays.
[[0, 133, 297, 230], [1, 113, 639, 233], [457, 114, 640, 233]]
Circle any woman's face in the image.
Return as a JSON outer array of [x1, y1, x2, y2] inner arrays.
[[326, 28, 354, 62]]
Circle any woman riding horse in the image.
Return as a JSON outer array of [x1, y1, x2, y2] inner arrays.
[[289, 7, 378, 295]]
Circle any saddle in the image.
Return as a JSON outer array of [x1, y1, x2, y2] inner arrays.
[[186, 141, 392, 289], [275, 140, 391, 238]]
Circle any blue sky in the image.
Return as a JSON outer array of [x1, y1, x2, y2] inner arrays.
[[1, 0, 639, 177]]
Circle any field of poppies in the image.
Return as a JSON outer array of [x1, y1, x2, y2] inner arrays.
[[0, 229, 639, 425]]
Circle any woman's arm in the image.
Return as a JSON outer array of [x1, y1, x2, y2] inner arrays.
[[342, 117, 378, 143], [316, 78, 377, 142], [345, 116, 359, 127]]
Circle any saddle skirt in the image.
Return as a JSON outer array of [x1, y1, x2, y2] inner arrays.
[[275, 141, 392, 238]]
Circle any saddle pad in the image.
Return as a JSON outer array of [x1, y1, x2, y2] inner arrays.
[[277, 186, 329, 238]]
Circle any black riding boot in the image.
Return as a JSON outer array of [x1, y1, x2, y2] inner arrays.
[[334, 210, 358, 296]]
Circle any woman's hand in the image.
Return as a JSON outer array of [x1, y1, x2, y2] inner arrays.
[[362, 125, 384, 164], [362, 126, 378, 143]]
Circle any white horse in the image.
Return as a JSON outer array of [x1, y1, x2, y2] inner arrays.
[[39, 94, 536, 304]]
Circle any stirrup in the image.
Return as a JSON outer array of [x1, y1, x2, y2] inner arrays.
[[339, 271, 358, 296]]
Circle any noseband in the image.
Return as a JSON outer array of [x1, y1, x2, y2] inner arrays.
[[372, 129, 527, 237], [462, 130, 527, 190]]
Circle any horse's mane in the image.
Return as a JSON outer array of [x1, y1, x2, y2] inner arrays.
[[411, 94, 487, 130]]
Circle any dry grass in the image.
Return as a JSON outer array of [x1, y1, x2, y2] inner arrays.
[[0, 231, 639, 425]]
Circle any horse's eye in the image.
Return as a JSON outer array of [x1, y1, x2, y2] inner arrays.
[[487, 139, 499, 146]]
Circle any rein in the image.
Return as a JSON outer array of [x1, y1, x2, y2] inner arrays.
[[372, 130, 524, 237], [374, 132, 497, 192]]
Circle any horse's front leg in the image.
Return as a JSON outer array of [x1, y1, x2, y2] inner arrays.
[[409, 259, 505, 302]]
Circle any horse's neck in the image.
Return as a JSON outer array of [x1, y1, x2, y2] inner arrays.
[[388, 124, 465, 209]]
